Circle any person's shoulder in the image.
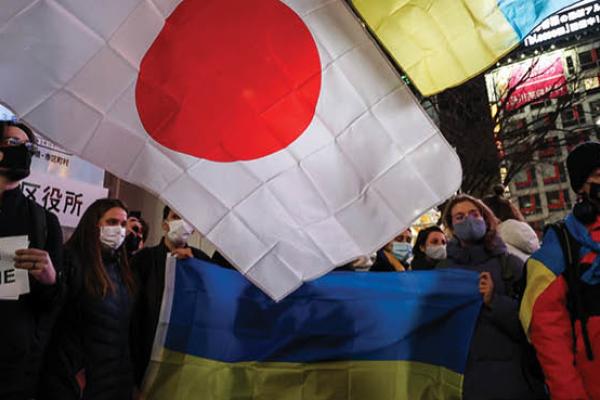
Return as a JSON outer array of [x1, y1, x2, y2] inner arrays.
[[131, 243, 164, 263], [43, 207, 61, 232], [503, 251, 525, 272], [527, 226, 566, 275], [26, 199, 63, 246]]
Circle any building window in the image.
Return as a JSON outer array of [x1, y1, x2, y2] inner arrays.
[[514, 167, 536, 189], [506, 117, 526, 133], [541, 162, 567, 185], [590, 99, 600, 121], [531, 113, 556, 132], [530, 99, 553, 110], [538, 136, 559, 159], [566, 55, 575, 75], [519, 194, 542, 216], [561, 104, 585, 128], [546, 190, 570, 211], [566, 130, 591, 151], [578, 49, 600, 71]]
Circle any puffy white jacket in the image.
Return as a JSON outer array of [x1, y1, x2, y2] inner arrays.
[[497, 219, 540, 263]]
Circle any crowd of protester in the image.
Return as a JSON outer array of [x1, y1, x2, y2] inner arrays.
[[1, 118, 599, 399]]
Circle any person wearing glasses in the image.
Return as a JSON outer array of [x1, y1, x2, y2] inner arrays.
[[441, 194, 546, 400], [0, 120, 63, 399]]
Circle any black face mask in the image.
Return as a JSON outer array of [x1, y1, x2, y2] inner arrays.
[[125, 233, 141, 254], [589, 182, 600, 204], [573, 183, 600, 225], [0, 144, 32, 182]]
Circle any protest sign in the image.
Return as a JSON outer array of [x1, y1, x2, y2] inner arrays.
[[0, 236, 30, 300]]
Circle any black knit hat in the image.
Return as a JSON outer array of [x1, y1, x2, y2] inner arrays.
[[567, 142, 600, 193]]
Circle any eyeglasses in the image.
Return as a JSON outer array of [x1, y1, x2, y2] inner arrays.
[[0, 137, 33, 149], [0, 137, 36, 153], [451, 209, 481, 223]]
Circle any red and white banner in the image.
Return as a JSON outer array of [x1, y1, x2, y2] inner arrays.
[[489, 52, 568, 111]]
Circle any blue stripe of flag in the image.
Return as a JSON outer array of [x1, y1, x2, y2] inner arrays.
[[498, 0, 580, 39], [164, 259, 481, 374]]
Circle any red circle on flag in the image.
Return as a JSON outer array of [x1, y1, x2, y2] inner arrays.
[[136, 0, 322, 162]]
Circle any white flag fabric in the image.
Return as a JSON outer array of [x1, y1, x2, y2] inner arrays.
[[0, 0, 461, 300]]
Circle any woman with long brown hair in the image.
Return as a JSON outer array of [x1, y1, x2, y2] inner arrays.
[[39, 198, 136, 400], [441, 194, 546, 400]]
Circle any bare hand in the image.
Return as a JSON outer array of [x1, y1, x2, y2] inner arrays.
[[14, 248, 56, 285], [479, 271, 494, 306], [171, 247, 193, 260], [126, 217, 143, 237]]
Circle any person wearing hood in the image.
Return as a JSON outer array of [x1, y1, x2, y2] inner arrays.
[[483, 185, 540, 263], [371, 229, 413, 272], [410, 226, 447, 271], [39, 198, 136, 400], [441, 194, 547, 400]]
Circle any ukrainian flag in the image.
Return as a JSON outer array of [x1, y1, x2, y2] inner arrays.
[[350, 0, 579, 96], [143, 259, 481, 399]]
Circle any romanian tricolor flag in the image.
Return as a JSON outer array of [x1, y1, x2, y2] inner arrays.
[[143, 259, 481, 399], [519, 226, 566, 338], [350, 0, 580, 96]]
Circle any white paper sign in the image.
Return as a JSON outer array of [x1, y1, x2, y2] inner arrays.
[[0, 236, 30, 300], [20, 170, 108, 228]]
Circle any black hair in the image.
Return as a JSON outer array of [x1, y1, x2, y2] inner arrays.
[[0, 120, 36, 143], [162, 205, 171, 221], [412, 226, 444, 259], [482, 185, 524, 222], [140, 218, 150, 242]]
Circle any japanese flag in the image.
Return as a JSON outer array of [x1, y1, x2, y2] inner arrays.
[[0, 0, 461, 300]]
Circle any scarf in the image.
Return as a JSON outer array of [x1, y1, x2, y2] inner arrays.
[[565, 213, 600, 284]]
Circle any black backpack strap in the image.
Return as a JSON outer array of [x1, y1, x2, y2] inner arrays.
[[547, 221, 594, 361], [500, 253, 518, 299], [27, 199, 48, 250]]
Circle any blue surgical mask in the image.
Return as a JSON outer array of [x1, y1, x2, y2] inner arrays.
[[392, 241, 412, 261], [453, 217, 487, 242]]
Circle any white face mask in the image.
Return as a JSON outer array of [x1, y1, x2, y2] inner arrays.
[[100, 226, 126, 250], [167, 219, 194, 246], [425, 244, 447, 260]]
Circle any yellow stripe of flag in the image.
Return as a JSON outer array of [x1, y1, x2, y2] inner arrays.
[[519, 258, 558, 338], [350, 0, 520, 95], [143, 349, 463, 400]]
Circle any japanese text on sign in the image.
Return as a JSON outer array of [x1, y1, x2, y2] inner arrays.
[[20, 170, 108, 228], [524, 1, 600, 47]]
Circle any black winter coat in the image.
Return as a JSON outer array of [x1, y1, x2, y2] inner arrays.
[[443, 238, 547, 400], [0, 188, 63, 400], [370, 249, 409, 271], [410, 255, 442, 271], [39, 249, 134, 400]]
